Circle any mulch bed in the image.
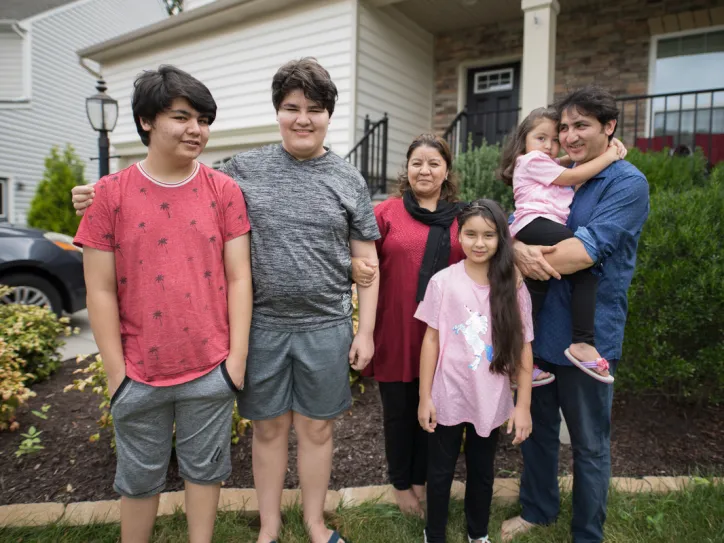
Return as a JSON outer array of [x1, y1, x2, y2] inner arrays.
[[1, 357, 722, 505]]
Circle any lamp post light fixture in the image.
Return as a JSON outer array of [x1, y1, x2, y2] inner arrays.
[[85, 79, 119, 179]]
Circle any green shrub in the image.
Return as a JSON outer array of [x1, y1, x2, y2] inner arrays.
[[454, 141, 512, 211], [625, 148, 708, 195], [27, 145, 85, 236], [0, 337, 35, 432], [620, 166, 724, 403], [0, 295, 72, 383]]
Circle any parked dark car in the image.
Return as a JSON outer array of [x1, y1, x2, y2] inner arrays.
[[0, 223, 85, 316]]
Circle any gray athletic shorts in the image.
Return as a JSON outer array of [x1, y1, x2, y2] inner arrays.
[[237, 320, 354, 421], [110, 361, 238, 498]]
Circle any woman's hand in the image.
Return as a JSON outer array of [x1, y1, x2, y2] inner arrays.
[[507, 404, 532, 445], [72, 184, 96, 216], [418, 396, 437, 433], [352, 257, 378, 287]]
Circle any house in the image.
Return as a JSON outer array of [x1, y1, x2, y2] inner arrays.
[[0, 0, 169, 224], [75, 0, 724, 199]]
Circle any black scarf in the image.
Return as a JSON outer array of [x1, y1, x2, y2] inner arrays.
[[403, 190, 465, 302]]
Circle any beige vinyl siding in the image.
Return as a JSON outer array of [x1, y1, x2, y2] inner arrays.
[[102, 0, 356, 159], [356, 2, 434, 180]]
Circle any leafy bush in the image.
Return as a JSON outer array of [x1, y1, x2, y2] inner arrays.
[[625, 148, 708, 195], [0, 337, 35, 432], [454, 141, 512, 211], [0, 293, 73, 383], [27, 145, 85, 236], [620, 166, 724, 403], [65, 354, 253, 448]]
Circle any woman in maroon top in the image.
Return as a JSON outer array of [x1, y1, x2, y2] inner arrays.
[[361, 134, 465, 516]]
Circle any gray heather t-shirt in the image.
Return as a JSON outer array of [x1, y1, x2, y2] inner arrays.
[[221, 144, 380, 331]]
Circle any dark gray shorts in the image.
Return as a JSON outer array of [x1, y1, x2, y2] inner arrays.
[[237, 320, 354, 421], [110, 361, 238, 498]]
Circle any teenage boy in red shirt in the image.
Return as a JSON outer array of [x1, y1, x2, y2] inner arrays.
[[74, 65, 252, 543]]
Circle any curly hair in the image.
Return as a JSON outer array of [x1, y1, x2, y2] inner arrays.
[[396, 134, 459, 202]]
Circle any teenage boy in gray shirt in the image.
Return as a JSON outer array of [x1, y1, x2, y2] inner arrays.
[[73, 58, 379, 543]]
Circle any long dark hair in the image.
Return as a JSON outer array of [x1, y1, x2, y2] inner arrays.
[[457, 199, 524, 378], [497, 107, 559, 186], [396, 134, 459, 202]]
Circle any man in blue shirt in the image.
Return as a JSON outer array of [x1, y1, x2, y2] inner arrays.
[[502, 86, 649, 543]]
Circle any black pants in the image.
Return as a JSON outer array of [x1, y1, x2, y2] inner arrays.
[[516, 217, 598, 345], [378, 380, 427, 490], [425, 424, 499, 542]]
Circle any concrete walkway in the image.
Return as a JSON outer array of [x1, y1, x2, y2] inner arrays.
[[59, 310, 96, 362]]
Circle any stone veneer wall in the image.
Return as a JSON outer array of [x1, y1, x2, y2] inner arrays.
[[433, 0, 723, 133]]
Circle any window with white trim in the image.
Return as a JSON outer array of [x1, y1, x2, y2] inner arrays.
[[0, 178, 8, 221], [0, 24, 29, 102], [652, 29, 724, 137], [473, 68, 514, 94]]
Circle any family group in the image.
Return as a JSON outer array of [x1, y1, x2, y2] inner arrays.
[[71, 57, 649, 543]]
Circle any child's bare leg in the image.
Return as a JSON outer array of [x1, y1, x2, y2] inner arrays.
[[568, 343, 610, 377], [185, 481, 221, 543], [120, 495, 159, 542]]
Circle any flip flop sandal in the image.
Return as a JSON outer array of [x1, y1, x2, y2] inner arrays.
[[564, 349, 615, 384], [328, 531, 349, 543], [468, 536, 490, 542], [511, 365, 555, 390]]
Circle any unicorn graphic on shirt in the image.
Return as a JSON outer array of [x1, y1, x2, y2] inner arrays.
[[452, 305, 494, 371]]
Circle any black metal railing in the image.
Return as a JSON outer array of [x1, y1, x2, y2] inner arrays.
[[616, 88, 724, 165], [345, 114, 388, 196], [443, 106, 521, 155]]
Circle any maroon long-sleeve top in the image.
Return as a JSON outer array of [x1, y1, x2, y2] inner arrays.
[[363, 197, 465, 383]]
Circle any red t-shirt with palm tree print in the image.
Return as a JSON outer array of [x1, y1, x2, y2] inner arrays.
[[74, 162, 251, 386]]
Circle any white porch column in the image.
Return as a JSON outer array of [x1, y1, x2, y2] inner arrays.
[[520, 0, 560, 115]]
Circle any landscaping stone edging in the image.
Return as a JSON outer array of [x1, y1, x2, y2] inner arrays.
[[0, 477, 717, 528]]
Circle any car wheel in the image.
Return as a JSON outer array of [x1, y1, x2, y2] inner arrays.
[[0, 274, 64, 316]]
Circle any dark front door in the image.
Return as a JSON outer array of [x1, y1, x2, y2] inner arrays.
[[466, 62, 521, 148]]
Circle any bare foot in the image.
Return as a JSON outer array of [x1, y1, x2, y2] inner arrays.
[[394, 488, 424, 517], [501, 515, 536, 542], [568, 343, 610, 377], [412, 484, 425, 502]]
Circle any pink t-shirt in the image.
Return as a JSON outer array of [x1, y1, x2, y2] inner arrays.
[[414, 261, 534, 437], [509, 150, 573, 237], [74, 162, 251, 386]]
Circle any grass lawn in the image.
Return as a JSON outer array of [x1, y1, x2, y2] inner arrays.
[[1, 482, 722, 542]]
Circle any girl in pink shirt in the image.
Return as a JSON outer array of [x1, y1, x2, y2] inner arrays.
[[415, 199, 534, 543], [500, 107, 626, 383]]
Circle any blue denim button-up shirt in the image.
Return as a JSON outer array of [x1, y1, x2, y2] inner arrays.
[[533, 160, 649, 366]]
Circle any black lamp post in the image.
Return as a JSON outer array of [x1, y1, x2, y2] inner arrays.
[[85, 79, 119, 178]]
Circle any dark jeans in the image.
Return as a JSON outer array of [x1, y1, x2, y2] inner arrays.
[[378, 380, 427, 490], [519, 358, 618, 543], [516, 217, 598, 345], [425, 424, 499, 542]]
